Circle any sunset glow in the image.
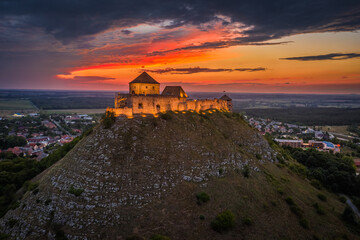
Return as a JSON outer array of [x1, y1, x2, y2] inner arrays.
[[1, 1, 359, 94]]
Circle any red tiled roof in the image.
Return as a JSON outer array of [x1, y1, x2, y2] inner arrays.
[[129, 72, 159, 84], [161, 86, 188, 98]]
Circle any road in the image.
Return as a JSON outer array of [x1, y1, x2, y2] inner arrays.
[[329, 132, 360, 141], [343, 195, 360, 218], [50, 117, 71, 135]]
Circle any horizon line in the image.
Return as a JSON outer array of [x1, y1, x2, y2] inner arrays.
[[0, 88, 358, 96]]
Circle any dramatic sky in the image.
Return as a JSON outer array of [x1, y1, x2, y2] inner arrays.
[[1, 0, 360, 93]]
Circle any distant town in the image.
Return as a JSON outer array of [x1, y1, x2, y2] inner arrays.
[[246, 115, 339, 149], [0, 112, 98, 160], [245, 115, 360, 173]]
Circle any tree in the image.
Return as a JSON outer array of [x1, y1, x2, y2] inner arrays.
[[0, 136, 27, 149], [102, 111, 116, 129]]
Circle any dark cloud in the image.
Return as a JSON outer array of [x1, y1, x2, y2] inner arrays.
[[0, 0, 359, 43], [142, 67, 266, 74], [121, 30, 132, 35], [280, 53, 360, 61], [0, 0, 359, 90], [147, 41, 291, 56], [234, 68, 266, 72]]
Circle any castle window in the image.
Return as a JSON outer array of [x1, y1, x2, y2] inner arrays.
[[138, 103, 143, 109], [153, 86, 155, 90], [145, 86, 148, 89], [156, 104, 160, 111]]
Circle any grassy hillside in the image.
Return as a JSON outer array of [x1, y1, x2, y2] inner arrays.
[[0, 111, 357, 239]]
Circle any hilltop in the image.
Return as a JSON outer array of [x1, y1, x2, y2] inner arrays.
[[0, 111, 357, 239]]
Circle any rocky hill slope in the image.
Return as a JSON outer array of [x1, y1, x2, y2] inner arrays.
[[0, 111, 356, 239]]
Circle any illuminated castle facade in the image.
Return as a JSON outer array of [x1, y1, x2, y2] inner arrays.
[[107, 72, 232, 117]]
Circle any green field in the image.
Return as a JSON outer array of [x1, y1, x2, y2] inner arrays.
[[44, 109, 106, 114], [0, 99, 37, 110], [244, 108, 360, 126]]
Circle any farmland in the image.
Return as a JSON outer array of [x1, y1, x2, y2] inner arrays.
[[0, 99, 37, 110]]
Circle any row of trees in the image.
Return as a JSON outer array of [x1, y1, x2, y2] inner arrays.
[[245, 108, 360, 126], [0, 136, 27, 149]]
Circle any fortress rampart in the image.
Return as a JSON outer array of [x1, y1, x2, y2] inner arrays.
[[107, 72, 232, 117]]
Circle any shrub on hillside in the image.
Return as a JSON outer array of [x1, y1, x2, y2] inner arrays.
[[342, 206, 357, 225], [290, 205, 303, 217], [276, 154, 285, 164], [317, 194, 327, 202], [310, 179, 322, 190], [339, 196, 347, 203], [242, 165, 250, 178], [289, 163, 307, 177], [242, 217, 253, 226], [45, 199, 52, 206], [160, 112, 172, 120], [150, 234, 171, 240], [299, 218, 309, 229], [83, 127, 93, 137], [27, 182, 39, 191], [102, 110, 116, 129], [196, 192, 210, 205], [277, 188, 284, 195], [6, 218, 18, 228], [52, 224, 68, 240], [285, 197, 303, 217], [68, 185, 84, 197], [211, 210, 235, 233], [313, 203, 325, 215], [285, 197, 295, 206], [126, 235, 144, 240], [32, 188, 39, 195]]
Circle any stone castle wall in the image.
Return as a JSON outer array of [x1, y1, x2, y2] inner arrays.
[[107, 95, 229, 117], [129, 83, 160, 95]]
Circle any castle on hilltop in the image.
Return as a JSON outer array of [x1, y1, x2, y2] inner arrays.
[[107, 72, 232, 117]]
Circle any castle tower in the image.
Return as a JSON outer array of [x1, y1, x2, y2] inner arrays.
[[220, 94, 233, 111], [129, 72, 160, 95]]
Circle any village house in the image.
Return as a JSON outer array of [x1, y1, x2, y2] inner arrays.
[[60, 135, 74, 144], [354, 159, 360, 175], [42, 120, 56, 129], [275, 139, 303, 148], [28, 136, 50, 145]]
